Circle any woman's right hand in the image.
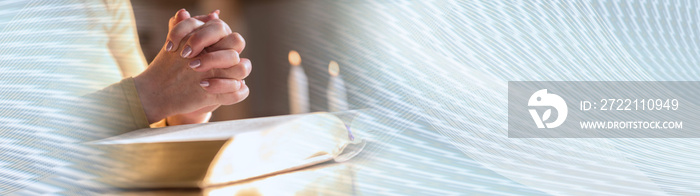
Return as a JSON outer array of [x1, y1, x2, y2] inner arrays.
[[133, 9, 251, 124]]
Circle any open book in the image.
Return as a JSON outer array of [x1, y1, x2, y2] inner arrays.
[[90, 112, 365, 188]]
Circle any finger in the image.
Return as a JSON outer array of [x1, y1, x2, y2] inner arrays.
[[192, 10, 220, 23], [166, 18, 205, 52], [192, 15, 215, 22], [211, 58, 252, 79], [189, 49, 239, 71], [181, 19, 232, 58], [201, 58, 252, 80], [200, 78, 241, 94], [171, 9, 218, 30], [205, 32, 245, 54], [217, 81, 249, 105], [168, 9, 190, 31]]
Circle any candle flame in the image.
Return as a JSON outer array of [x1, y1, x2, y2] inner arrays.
[[288, 50, 301, 66], [328, 60, 340, 76]]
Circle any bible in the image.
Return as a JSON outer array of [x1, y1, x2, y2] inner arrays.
[[90, 112, 365, 188]]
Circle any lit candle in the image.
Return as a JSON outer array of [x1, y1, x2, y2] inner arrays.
[[327, 60, 348, 112], [288, 50, 309, 114]]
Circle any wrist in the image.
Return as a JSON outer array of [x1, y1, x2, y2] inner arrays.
[[133, 73, 170, 124]]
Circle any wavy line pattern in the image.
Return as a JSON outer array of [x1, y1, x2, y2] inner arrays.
[[4, 0, 700, 195]]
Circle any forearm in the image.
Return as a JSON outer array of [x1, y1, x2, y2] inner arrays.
[[83, 77, 151, 134]]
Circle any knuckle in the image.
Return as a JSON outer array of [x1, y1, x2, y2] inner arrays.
[[245, 64, 252, 77], [231, 32, 242, 39], [227, 50, 240, 62], [209, 18, 224, 25], [215, 24, 227, 33], [172, 18, 197, 30], [232, 32, 244, 45], [242, 58, 252, 70], [234, 63, 247, 78], [239, 90, 250, 101], [183, 17, 198, 24], [245, 60, 252, 76], [208, 20, 229, 33]]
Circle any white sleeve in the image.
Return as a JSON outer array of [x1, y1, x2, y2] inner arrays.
[[104, 0, 148, 78]]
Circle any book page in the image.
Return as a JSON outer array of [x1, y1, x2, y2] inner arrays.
[[91, 113, 316, 144], [203, 113, 354, 186]]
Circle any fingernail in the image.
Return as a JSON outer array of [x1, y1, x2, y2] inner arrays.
[[181, 46, 192, 58], [189, 59, 201, 68], [242, 80, 246, 85], [200, 80, 210, 87], [166, 41, 173, 51]]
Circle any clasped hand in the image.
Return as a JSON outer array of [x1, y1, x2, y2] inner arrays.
[[134, 9, 251, 125]]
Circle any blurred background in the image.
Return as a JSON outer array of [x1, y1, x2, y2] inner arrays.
[[130, 0, 338, 121], [8, 0, 700, 194]]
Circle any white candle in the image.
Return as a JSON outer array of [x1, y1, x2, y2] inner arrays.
[[288, 50, 309, 114], [327, 60, 348, 112]]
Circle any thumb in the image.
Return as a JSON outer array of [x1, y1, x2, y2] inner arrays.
[[168, 8, 191, 31]]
